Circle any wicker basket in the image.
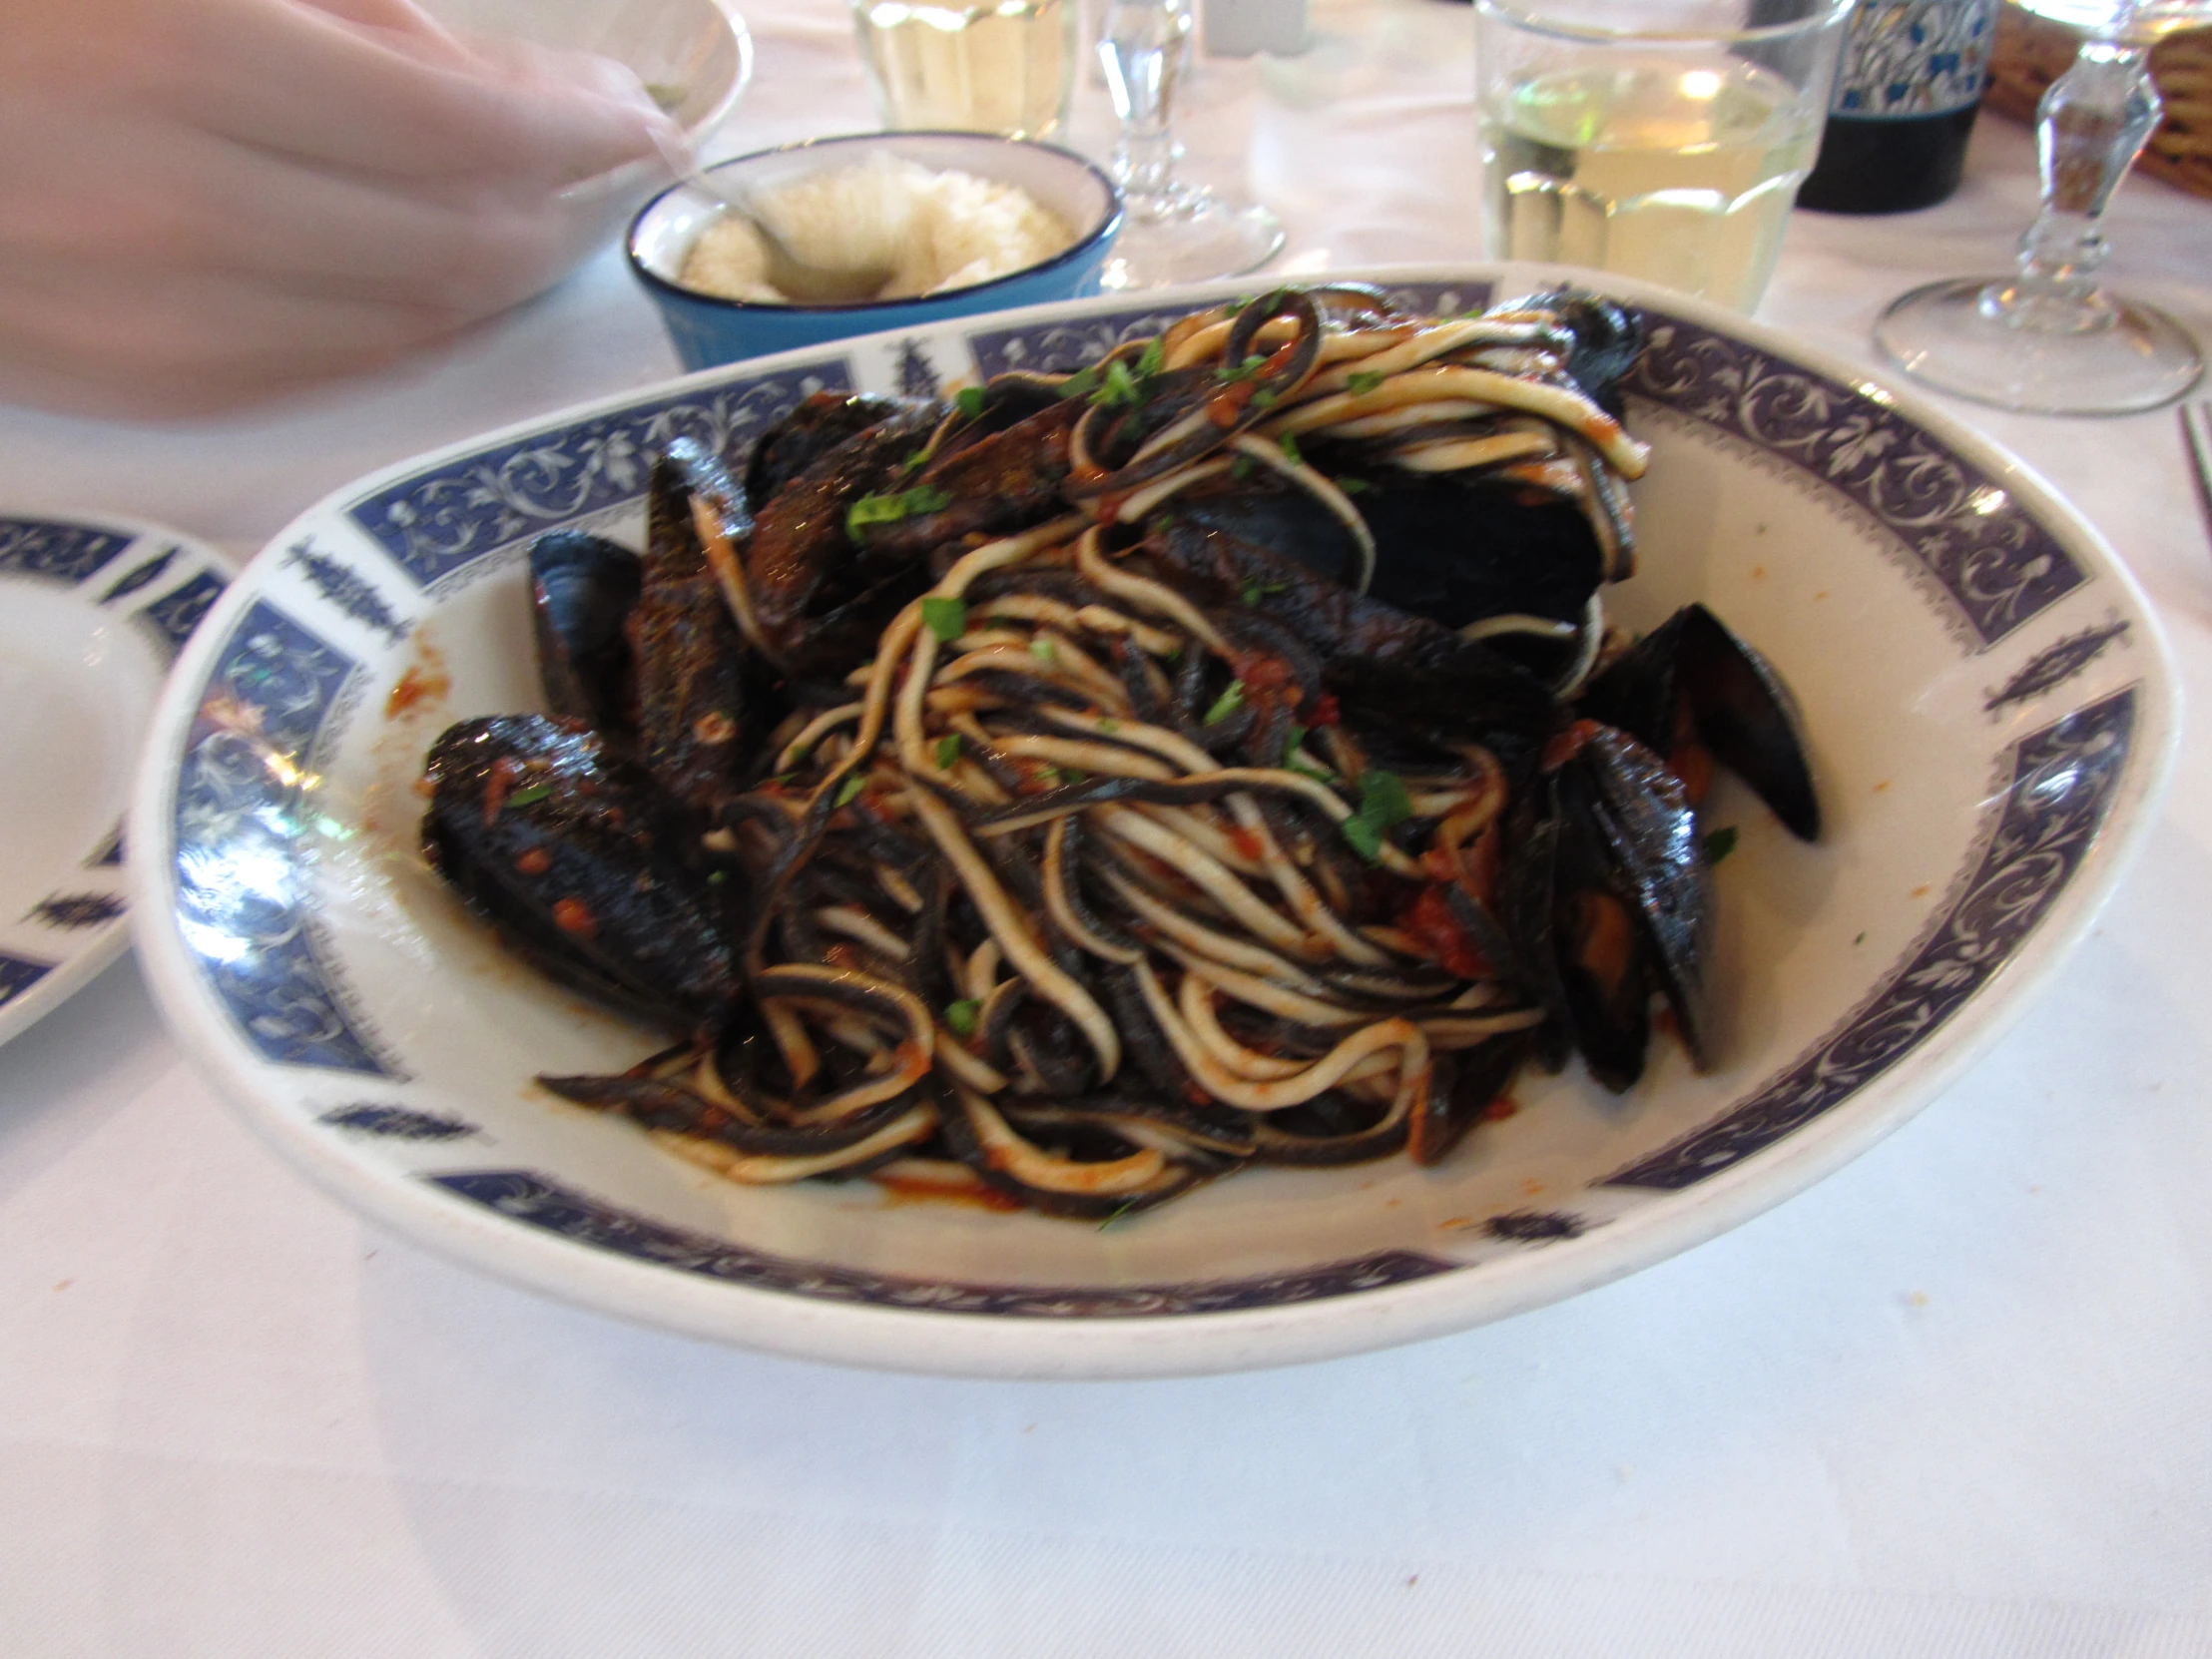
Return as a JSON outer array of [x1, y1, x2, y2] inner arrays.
[[1983, 2, 2212, 198]]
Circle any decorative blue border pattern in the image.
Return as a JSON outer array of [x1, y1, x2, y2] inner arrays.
[[348, 361, 855, 588], [321, 1104, 479, 1140], [0, 518, 131, 584], [100, 547, 176, 604], [967, 281, 1497, 379], [430, 1170, 1454, 1316], [284, 538, 410, 643], [29, 894, 125, 929], [173, 600, 394, 1076], [1605, 688, 2135, 1190], [0, 953, 53, 1009], [138, 570, 228, 660], [1630, 313, 2083, 645], [1987, 621, 2129, 710]]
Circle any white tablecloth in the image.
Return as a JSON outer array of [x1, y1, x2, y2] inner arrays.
[[5, 3, 2211, 1653]]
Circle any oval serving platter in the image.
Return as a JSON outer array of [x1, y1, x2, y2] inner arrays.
[[0, 513, 230, 1051], [128, 266, 2179, 1378]]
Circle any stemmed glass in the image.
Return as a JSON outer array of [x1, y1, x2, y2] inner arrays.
[[1873, 0, 2212, 414], [1094, 0, 1285, 288]]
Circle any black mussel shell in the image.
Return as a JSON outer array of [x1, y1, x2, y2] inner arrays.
[[743, 392, 914, 509], [421, 714, 737, 1030], [528, 530, 641, 741], [1498, 723, 1712, 1092], [1494, 287, 1645, 415], [1580, 603, 1820, 840], [1353, 474, 1603, 637], [633, 445, 757, 811], [1407, 1029, 1534, 1167]]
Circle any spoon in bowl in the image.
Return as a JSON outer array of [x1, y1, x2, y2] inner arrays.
[[649, 131, 896, 304]]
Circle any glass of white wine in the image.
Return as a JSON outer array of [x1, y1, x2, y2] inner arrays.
[[1873, 0, 2209, 413], [1474, 0, 1854, 313], [853, 0, 1078, 140], [1094, 0, 1285, 288]]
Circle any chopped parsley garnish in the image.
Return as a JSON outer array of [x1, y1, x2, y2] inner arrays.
[[921, 596, 968, 643], [1097, 716, 1121, 734], [943, 998, 982, 1037], [1702, 826, 1740, 864], [1094, 357, 1143, 408], [1277, 431, 1302, 465], [1231, 455, 1257, 480], [1203, 680, 1247, 725], [933, 733, 961, 770], [1029, 636, 1057, 662], [1136, 336, 1166, 379], [1346, 369, 1383, 396], [900, 449, 927, 473], [1340, 768, 1411, 863], [504, 782, 552, 810], [955, 384, 988, 419], [845, 484, 950, 541], [1337, 475, 1372, 494], [1058, 366, 1101, 400], [1240, 579, 1288, 606], [1361, 768, 1412, 829], [832, 775, 867, 808], [1214, 353, 1268, 384], [1251, 387, 1278, 411]]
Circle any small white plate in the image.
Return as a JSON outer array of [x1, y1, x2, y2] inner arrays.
[[0, 513, 229, 1049], [128, 267, 2180, 1378]]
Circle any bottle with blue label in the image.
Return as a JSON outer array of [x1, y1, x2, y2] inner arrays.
[[1799, 0, 1998, 213]]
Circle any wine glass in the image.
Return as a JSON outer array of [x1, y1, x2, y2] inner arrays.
[[1872, 0, 2211, 414], [1094, 0, 1285, 288]]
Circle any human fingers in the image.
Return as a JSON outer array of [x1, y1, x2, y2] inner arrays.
[[150, 0, 674, 188], [0, 105, 578, 316]]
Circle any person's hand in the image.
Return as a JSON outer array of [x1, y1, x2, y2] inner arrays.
[[0, 0, 679, 417]]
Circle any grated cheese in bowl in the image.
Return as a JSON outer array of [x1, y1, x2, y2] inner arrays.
[[678, 153, 1077, 306]]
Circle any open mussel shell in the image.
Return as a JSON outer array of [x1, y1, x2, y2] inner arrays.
[[1499, 723, 1712, 1093], [1580, 603, 1821, 841], [1347, 474, 1605, 639], [528, 530, 641, 740], [420, 715, 738, 1030]]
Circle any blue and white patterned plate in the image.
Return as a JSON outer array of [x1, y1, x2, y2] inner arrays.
[[126, 266, 2179, 1378], [0, 513, 229, 1051]]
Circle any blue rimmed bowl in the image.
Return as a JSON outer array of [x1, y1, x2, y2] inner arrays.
[[626, 131, 1122, 370], [127, 266, 2178, 1380]]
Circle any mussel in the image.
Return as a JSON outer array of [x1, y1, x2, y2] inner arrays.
[[421, 715, 738, 1030], [1579, 603, 1821, 841]]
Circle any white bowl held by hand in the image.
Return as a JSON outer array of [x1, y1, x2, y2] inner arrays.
[[425, 0, 754, 271]]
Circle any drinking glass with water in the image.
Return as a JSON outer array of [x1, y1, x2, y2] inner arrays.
[[1475, 0, 1853, 313]]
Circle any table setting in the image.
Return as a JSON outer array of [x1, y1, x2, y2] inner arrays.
[[5, 0, 2212, 1651]]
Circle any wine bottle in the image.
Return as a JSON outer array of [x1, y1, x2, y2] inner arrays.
[[1798, 0, 1999, 213]]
